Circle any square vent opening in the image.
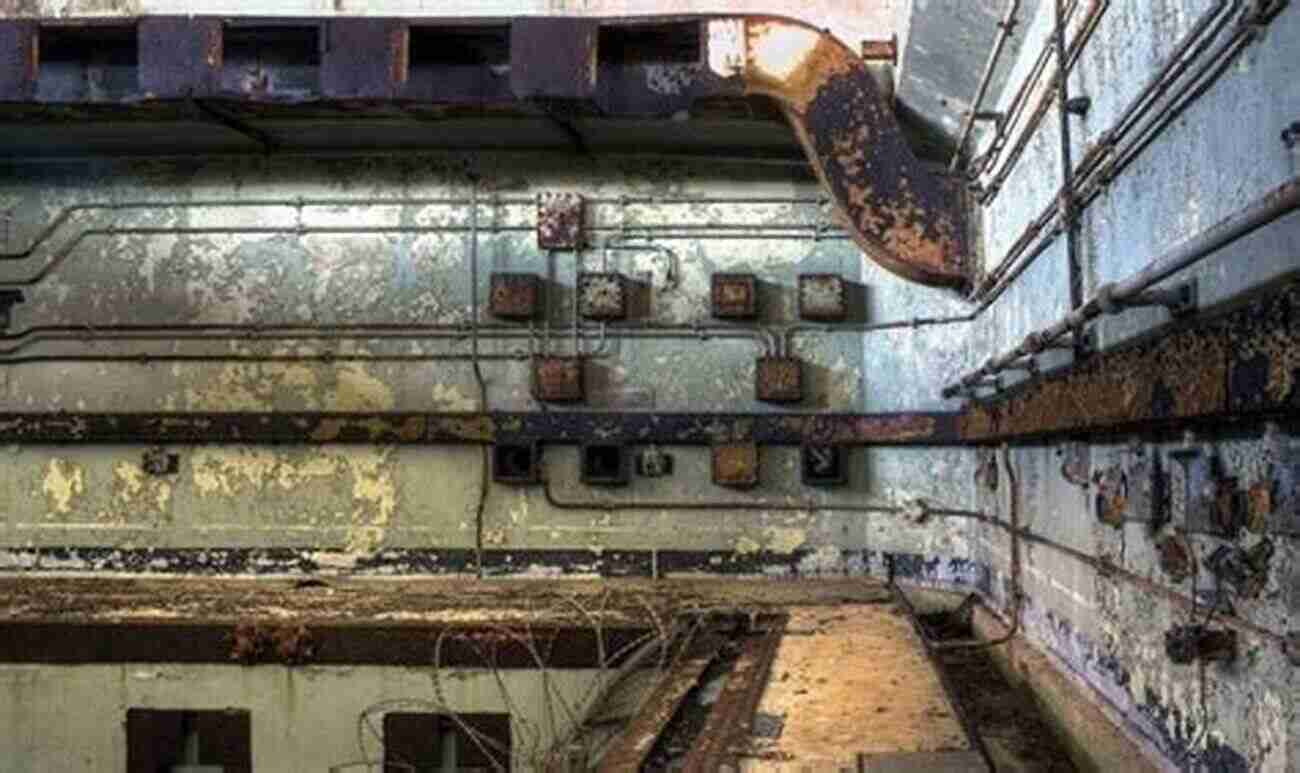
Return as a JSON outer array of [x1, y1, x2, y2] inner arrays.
[[581, 444, 629, 486], [492, 442, 539, 484], [221, 24, 321, 98], [36, 25, 138, 102], [599, 22, 701, 65], [409, 25, 510, 96]]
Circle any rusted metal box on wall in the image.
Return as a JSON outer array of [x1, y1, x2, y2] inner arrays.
[[713, 442, 759, 488], [711, 273, 758, 319], [489, 273, 541, 320], [537, 192, 585, 251], [755, 357, 802, 403], [532, 356, 584, 403]]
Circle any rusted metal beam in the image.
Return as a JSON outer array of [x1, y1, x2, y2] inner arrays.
[[960, 273, 1300, 442], [678, 618, 785, 772], [0, 411, 960, 446], [596, 634, 727, 773], [0, 620, 648, 668]]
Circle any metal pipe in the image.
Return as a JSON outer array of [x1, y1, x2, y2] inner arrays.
[[0, 322, 773, 361], [974, 0, 1241, 299], [600, 234, 680, 289], [949, 0, 1023, 172], [541, 475, 985, 519], [1074, 5, 1255, 208], [969, 0, 1097, 182], [782, 314, 976, 353], [944, 178, 1300, 397], [0, 226, 849, 288], [1053, 0, 1085, 322], [933, 444, 1022, 651], [573, 249, 583, 357], [0, 195, 838, 262]]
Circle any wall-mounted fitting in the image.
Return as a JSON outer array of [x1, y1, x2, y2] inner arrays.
[[1058, 443, 1090, 489], [580, 443, 629, 486], [1093, 464, 1127, 528], [1207, 540, 1274, 599], [711, 273, 758, 319], [1165, 625, 1237, 665], [1095, 280, 1197, 318], [801, 445, 847, 487], [1064, 96, 1091, 117], [859, 36, 897, 64], [1170, 447, 1238, 537], [755, 357, 802, 403], [0, 289, 23, 331], [488, 273, 541, 320], [635, 446, 674, 478], [1246, 479, 1273, 533], [1124, 444, 1168, 528], [797, 274, 847, 321], [712, 442, 759, 489], [537, 192, 584, 250], [492, 442, 540, 484], [974, 448, 998, 493], [1283, 121, 1300, 149], [532, 356, 584, 403], [577, 272, 628, 320], [142, 446, 179, 476], [1156, 534, 1195, 584], [1252, 424, 1299, 532]]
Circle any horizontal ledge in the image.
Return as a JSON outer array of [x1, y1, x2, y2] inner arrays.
[[0, 411, 960, 445]]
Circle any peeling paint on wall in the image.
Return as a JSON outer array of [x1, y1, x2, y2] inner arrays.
[[40, 458, 83, 515]]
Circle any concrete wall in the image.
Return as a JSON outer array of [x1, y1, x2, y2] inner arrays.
[[0, 152, 977, 573], [0, 663, 600, 772], [966, 1, 1299, 769]]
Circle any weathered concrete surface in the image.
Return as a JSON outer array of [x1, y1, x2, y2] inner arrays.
[[965, 2, 1300, 769]]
